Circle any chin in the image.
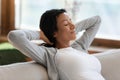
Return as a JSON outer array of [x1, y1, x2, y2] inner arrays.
[[71, 36, 76, 40]]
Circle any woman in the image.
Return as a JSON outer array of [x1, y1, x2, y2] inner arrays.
[[8, 9, 105, 80]]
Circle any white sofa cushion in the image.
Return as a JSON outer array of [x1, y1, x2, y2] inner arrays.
[[94, 49, 120, 80], [0, 61, 49, 80]]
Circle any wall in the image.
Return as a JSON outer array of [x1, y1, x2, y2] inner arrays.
[[1, 0, 15, 36], [0, 0, 1, 35]]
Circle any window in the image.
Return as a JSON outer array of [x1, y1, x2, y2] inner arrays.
[[15, 0, 65, 30], [15, 0, 120, 40]]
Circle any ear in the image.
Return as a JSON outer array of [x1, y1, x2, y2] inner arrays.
[[53, 32, 58, 38]]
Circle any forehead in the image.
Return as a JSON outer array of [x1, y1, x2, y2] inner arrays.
[[57, 13, 70, 22]]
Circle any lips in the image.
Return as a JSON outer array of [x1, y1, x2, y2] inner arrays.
[[71, 31, 75, 34]]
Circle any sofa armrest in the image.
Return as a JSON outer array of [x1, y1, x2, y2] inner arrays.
[[0, 61, 49, 80], [93, 49, 120, 80]]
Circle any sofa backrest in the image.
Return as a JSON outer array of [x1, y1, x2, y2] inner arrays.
[[94, 49, 120, 80], [0, 61, 49, 80], [0, 49, 120, 80]]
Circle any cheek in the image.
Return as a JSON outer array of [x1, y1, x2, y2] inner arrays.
[[57, 29, 68, 37], [63, 26, 70, 32], [58, 26, 69, 32]]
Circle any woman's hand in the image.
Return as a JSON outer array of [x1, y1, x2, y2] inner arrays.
[[40, 30, 53, 45]]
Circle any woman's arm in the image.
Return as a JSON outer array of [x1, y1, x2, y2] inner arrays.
[[73, 16, 101, 51], [7, 30, 47, 66]]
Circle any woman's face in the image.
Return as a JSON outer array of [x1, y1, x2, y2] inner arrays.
[[54, 12, 76, 43]]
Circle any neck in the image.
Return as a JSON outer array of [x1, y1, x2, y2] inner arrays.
[[55, 41, 70, 49]]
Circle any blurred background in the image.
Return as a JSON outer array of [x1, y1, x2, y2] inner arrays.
[[14, 0, 120, 40], [0, 0, 120, 39], [0, 0, 120, 65]]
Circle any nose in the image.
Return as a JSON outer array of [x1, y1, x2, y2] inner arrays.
[[69, 22, 75, 30]]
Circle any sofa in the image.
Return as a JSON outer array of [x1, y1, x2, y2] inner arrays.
[[0, 49, 120, 80]]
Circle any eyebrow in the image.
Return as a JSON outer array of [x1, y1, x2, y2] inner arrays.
[[60, 19, 68, 24]]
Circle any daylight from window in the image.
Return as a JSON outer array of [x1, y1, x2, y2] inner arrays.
[[15, 0, 120, 40]]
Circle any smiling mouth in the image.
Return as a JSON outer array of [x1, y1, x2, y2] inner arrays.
[[71, 31, 75, 34]]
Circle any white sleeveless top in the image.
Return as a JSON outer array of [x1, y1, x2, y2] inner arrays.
[[55, 47, 105, 80]]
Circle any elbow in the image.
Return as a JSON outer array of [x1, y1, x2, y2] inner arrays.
[[7, 30, 16, 42], [7, 30, 24, 43], [95, 15, 101, 24]]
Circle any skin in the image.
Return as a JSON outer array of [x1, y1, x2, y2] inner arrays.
[[40, 12, 76, 49]]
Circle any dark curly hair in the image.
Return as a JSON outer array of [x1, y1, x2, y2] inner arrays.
[[39, 9, 66, 47]]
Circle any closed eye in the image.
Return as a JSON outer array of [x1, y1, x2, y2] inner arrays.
[[64, 24, 68, 26]]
